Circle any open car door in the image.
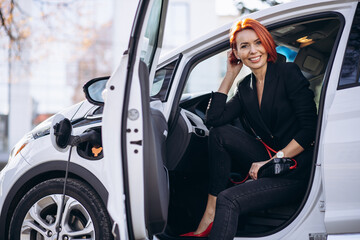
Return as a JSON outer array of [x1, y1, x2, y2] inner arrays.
[[101, 0, 169, 239]]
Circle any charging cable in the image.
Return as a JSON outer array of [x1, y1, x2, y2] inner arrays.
[[56, 146, 73, 237], [53, 118, 100, 238]]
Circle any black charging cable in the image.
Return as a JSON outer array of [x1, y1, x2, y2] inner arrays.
[[56, 145, 73, 238], [53, 119, 100, 238]]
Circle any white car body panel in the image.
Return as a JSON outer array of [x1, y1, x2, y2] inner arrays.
[[0, 121, 107, 221], [323, 87, 360, 233], [0, 99, 100, 208]]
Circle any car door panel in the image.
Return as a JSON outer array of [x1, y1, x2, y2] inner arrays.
[[102, 0, 169, 239]]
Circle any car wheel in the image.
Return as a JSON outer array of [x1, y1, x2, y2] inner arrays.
[[9, 178, 113, 240]]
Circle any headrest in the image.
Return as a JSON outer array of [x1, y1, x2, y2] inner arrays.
[[294, 47, 324, 76]]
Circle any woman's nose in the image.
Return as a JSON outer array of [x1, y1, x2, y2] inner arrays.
[[250, 44, 257, 54]]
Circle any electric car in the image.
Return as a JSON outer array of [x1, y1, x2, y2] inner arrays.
[[1, 0, 360, 239]]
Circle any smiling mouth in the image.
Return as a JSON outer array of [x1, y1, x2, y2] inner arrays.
[[249, 56, 261, 63]]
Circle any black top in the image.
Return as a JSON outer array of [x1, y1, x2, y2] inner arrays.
[[206, 61, 317, 151]]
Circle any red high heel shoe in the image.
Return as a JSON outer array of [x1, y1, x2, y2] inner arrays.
[[180, 222, 213, 237]]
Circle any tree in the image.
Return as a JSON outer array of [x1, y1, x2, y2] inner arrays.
[[0, 0, 113, 125], [234, 0, 281, 14], [0, 0, 30, 57]]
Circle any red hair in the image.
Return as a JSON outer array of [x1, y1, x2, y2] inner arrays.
[[230, 18, 277, 63]]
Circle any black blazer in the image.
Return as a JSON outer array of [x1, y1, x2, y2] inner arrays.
[[206, 61, 317, 151]]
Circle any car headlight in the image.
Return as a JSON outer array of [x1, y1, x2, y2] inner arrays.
[[32, 125, 51, 139], [31, 116, 52, 139]]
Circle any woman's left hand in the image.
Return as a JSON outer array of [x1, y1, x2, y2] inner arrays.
[[249, 160, 271, 180]]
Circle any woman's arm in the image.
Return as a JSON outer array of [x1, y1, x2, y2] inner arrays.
[[205, 51, 244, 126], [278, 139, 304, 159], [249, 139, 304, 180]]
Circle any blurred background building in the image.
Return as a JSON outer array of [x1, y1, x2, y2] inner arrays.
[[0, 0, 287, 166]]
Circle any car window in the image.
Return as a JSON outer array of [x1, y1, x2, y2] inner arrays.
[[273, 17, 341, 110], [338, 4, 360, 89], [183, 50, 251, 99], [151, 60, 178, 101], [139, 0, 163, 70]]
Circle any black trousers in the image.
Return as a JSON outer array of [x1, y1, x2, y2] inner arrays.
[[207, 125, 311, 240]]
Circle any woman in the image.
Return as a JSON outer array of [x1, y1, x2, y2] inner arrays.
[[181, 18, 317, 239]]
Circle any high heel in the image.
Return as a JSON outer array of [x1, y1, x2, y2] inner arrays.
[[180, 222, 213, 237]]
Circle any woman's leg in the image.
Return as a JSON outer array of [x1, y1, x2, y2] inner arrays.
[[193, 194, 217, 234], [195, 125, 269, 234], [208, 177, 307, 240]]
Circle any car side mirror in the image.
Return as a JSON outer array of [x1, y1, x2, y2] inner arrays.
[[83, 76, 109, 106]]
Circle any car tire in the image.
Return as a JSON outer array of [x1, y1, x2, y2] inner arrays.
[[9, 178, 113, 240]]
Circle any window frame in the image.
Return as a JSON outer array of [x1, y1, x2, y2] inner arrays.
[[152, 53, 183, 102], [337, 3, 360, 90], [138, 0, 164, 70]]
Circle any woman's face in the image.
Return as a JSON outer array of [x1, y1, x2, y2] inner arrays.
[[233, 29, 268, 72]]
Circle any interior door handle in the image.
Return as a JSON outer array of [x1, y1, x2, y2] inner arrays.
[[194, 128, 206, 137]]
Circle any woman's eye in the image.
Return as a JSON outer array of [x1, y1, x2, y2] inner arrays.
[[256, 41, 262, 45], [240, 45, 248, 49]]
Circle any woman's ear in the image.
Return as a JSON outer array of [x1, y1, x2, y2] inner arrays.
[[230, 48, 241, 65], [232, 48, 240, 61]]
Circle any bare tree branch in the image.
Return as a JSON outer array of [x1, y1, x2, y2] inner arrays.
[[234, 0, 281, 14], [0, 0, 17, 41]]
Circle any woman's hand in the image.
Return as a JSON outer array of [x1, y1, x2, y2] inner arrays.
[[218, 50, 243, 94], [249, 159, 271, 180], [226, 50, 243, 77]]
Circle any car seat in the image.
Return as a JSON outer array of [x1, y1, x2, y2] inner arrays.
[[294, 46, 326, 111]]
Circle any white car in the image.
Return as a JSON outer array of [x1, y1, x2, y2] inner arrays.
[[1, 0, 360, 239]]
